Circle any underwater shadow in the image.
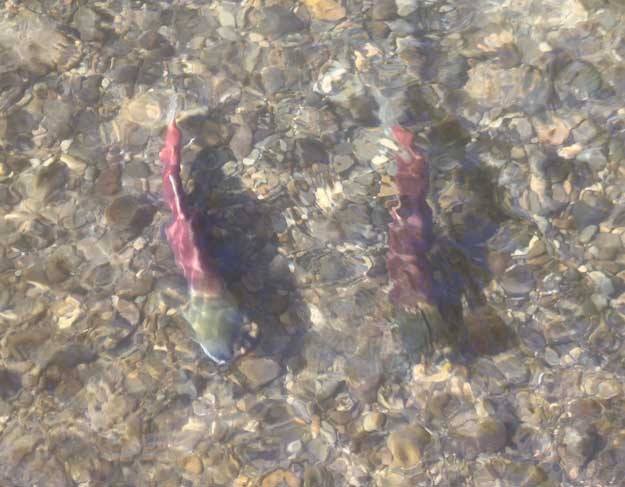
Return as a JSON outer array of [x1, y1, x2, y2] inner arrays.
[[180, 127, 308, 370], [426, 119, 518, 362]]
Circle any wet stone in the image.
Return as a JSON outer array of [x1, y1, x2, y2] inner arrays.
[[237, 356, 281, 390], [571, 195, 612, 229], [500, 265, 535, 296], [138, 32, 174, 56], [578, 148, 608, 172], [229, 124, 253, 161], [260, 469, 300, 487], [105, 195, 155, 233], [590, 232, 622, 260], [578, 225, 598, 244], [261, 66, 285, 95], [124, 160, 150, 179], [34, 161, 68, 202], [371, 0, 397, 20], [396, 0, 419, 17], [182, 455, 203, 475], [303, 0, 346, 21], [216, 3, 237, 28], [492, 352, 529, 385], [450, 415, 508, 458], [587, 271, 614, 297], [572, 120, 599, 144], [94, 163, 122, 196], [0, 72, 25, 113], [387, 425, 431, 468], [464, 305, 513, 356], [72, 6, 104, 42], [366, 20, 390, 38], [256, 6, 306, 39], [332, 154, 355, 173], [363, 411, 386, 432], [555, 60, 603, 102], [295, 138, 329, 165], [557, 425, 600, 479]]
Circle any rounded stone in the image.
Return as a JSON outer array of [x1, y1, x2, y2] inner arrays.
[[387, 425, 431, 468], [451, 416, 508, 455], [182, 455, 204, 475], [363, 411, 386, 432], [237, 357, 281, 389], [371, 0, 397, 20], [500, 265, 535, 296], [590, 232, 622, 260]]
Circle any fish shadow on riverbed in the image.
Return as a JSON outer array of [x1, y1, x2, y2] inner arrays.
[[425, 122, 519, 362], [182, 139, 309, 366]]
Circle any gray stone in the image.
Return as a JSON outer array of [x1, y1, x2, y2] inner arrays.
[[590, 232, 622, 260], [501, 265, 535, 296], [588, 270, 615, 297], [217, 3, 237, 28], [396, 0, 419, 17], [572, 120, 599, 144], [237, 357, 281, 389], [257, 6, 306, 39], [261, 66, 285, 95], [571, 195, 612, 229], [295, 138, 329, 165], [124, 160, 150, 179], [578, 225, 598, 244], [371, 0, 397, 20]]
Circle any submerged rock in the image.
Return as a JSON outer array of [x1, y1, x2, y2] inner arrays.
[[387, 425, 431, 468]]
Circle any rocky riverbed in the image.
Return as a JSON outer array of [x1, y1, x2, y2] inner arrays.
[[1, 0, 625, 485]]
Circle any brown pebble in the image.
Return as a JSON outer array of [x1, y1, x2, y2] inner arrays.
[[182, 455, 203, 475], [261, 469, 300, 487], [311, 414, 321, 438], [387, 425, 431, 468], [464, 305, 513, 355], [237, 356, 281, 389], [363, 411, 386, 432], [95, 163, 121, 196]]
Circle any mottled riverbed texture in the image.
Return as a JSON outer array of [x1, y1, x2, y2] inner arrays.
[[1, 0, 625, 485]]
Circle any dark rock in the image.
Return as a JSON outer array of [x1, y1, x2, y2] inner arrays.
[[571, 194, 612, 229], [256, 7, 306, 39], [591, 232, 622, 260], [105, 195, 155, 233], [261, 66, 285, 95], [464, 305, 513, 355], [94, 163, 121, 196], [501, 265, 535, 296], [0, 71, 25, 113], [555, 60, 603, 102], [78, 75, 102, 104], [295, 138, 329, 165], [139, 31, 174, 56], [111, 64, 139, 84]]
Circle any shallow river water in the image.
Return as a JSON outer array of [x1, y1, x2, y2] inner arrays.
[[1, 0, 625, 485]]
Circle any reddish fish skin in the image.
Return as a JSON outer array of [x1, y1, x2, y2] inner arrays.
[[387, 125, 435, 309], [159, 119, 225, 297]]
